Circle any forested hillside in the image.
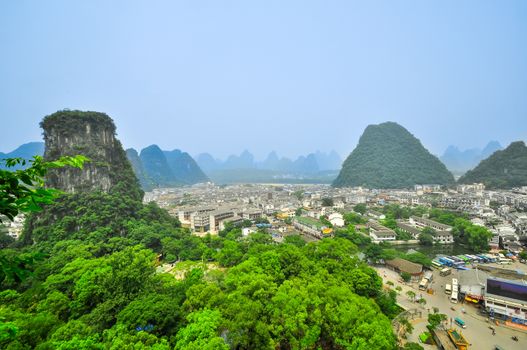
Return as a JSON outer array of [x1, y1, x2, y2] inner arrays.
[[0, 112, 398, 349], [458, 141, 527, 189], [333, 122, 454, 188], [164, 149, 209, 185], [126, 145, 209, 190]]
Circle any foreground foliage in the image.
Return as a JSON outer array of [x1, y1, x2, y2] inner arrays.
[[1, 188, 398, 349]]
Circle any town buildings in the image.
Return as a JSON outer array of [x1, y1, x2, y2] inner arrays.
[[141, 183, 527, 250]]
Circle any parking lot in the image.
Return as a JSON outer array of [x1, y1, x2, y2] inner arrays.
[[376, 262, 527, 350]]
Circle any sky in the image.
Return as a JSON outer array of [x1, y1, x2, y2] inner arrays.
[[1, 0, 526, 160]]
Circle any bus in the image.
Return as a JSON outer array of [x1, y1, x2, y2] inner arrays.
[[445, 284, 452, 295], [439, 257, 454, 267], [424, 271, 433, 282], [454, 317, 466, 328], [477, 254, 490, 263], [450, 257, 466, 268], [431, 260, 442, 269], [450, 289, 459, 303], [440, 267, 451, 277], [419, 278, 429, 291], [498, 258, 512, 265], [452, 278, 458, 291], [484, 254, 497, 263], [458, 255, 470, 263], [469, 255, 482, 263], [464, 255, 476, 262]]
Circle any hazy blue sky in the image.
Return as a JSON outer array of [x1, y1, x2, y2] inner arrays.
[[1, 0, 526, 160]]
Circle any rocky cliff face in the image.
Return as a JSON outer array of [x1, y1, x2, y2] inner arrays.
[[41, 110, 142, 200]]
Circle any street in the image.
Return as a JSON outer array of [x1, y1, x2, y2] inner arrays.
[[376, 266, 526, 350]]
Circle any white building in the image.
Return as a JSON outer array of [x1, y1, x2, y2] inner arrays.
[[328, 212, 345, 227], [434, 231, 454, 244], [367, 220, 396, 242], [242, 227, 256, 236]]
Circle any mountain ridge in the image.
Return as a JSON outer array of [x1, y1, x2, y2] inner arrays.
[[0, 142, 45, 170], [333, 122, 455, 188], [440, 141, 502, 174], [458, 141, 527, 189]]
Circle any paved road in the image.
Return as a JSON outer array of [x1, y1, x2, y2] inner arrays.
[[376, 266, 525, 350]]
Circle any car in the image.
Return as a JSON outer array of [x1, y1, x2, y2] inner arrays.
[[494, 346, 504, 350]]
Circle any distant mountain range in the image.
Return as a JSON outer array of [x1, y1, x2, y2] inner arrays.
[[195, 150, 342, 173], [333, 122, 455, 188], [195, 150, 342, 183], [440, 141, 502, 174], [0, 141, 208, 190], [0, 142, 45, 170], [193, 150, 342, 184], [126, 145, 209, 190], [5, 137, 524, 189], [458, 141, 527, 189], [1, 142, 341, 185]]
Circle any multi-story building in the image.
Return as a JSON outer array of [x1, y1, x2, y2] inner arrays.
[[485, 277, 527, 327], [396, 221, 421, 239], [242, 209, 263, 221], [191, 212, 211, 232], [397, 216, 454, 244], [177, 207, 214, 227], [367, 220, 396, 242], [209, 208, 236, 233], [409, 216, 452, 232]]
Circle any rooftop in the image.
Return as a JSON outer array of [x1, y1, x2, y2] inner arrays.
[[386, 258, 423, 275]]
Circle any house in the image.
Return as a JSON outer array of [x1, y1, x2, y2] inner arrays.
[[328, 212, 345, 227], [396, 221, 421, 239], [409, 216, 452, 232], [434, 231, 454, 244], [242, 209, 263, 221], [277, 208, 295, 219], [370, 230, 396, 242], [399, 216, 454, 244], [368, 210, 386, 220], [242, 227, 257, 236], [385, 258, 423, 281]]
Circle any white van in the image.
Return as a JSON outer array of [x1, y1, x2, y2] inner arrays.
[[498, 258, 512, 265]]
